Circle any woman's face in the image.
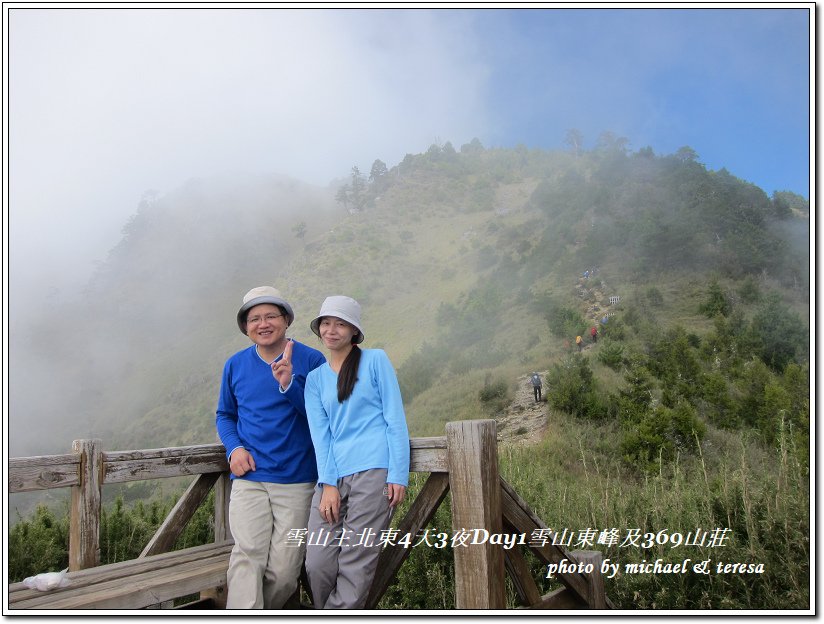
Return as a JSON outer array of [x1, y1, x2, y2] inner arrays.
[[318, 316, 358, 351]]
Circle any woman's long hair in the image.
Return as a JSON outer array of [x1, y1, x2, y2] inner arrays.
[[337, 342, 361, 403]]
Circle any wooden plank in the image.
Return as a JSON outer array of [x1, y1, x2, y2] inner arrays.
[[140, 473, 221, 557], [499, 477, 590, 603], [69, 439, 102, 571], [105, 444, 227, 462], [410, 436, 447, 449], [524, 586, 585, 610], [8, 454, 80, 493], [410, 437, 448, 472], [8, 438, 442, 489], [103, 445, 229, 484], [11, 555, 230, 609], [502, 536, 543, 607], [9, 543, 233, 606], [174, 597, 217, 609], [409, 447, 448, 473], [499, 477, 616, 610], [365, 472, 450, 608], [198, 586, 227, 610], [446, 420, 506, 609]]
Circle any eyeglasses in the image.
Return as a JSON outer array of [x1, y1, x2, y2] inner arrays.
[[246, 313, 284, 326]]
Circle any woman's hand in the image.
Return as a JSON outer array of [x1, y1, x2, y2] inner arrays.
[[319, 484, 341, 525], [271, 339, 294, 390], [386, 483, 406, 508]]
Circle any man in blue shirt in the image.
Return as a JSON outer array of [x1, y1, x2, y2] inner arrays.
[[216, 286, 325, 609]]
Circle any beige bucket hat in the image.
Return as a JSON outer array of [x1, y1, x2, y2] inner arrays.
[[236, 286, 295, 335]]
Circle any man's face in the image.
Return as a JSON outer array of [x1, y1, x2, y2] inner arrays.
[[245, 303, 288, 348]]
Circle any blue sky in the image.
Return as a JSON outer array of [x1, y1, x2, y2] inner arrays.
[[6, 5, 813, 300], [473, 8, 810, 197]]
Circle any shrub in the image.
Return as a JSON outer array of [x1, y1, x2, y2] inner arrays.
[[597, 339, 624, 370], [645, 286, 664, 307], [698, 279, 730, 318], [8, 505, 69, 582], [738, 275, 761, 303], [478, 376, 511, 413], [543, 300, 587, 339], [600, 317, 626, 341], [620, 401, 704, 474], [9, 491, 216, 583], [749, 292, 807, 371], [698, 371, 737, 427], [548, 355, 604, 419]]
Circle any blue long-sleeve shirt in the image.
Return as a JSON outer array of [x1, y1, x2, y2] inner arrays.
[[304, 348, 410, 487], [216, 340, 326, 483]]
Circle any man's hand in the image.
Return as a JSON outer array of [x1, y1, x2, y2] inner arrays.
[[229, 447, 256, 477], [271, 339, 294, 390]]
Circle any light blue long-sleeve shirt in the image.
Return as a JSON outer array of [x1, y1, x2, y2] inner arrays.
[[304, 348, 410, 487]]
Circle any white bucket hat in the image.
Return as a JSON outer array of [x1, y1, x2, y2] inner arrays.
[[237, 286, 295, 335], [310, 295, 365, 344]]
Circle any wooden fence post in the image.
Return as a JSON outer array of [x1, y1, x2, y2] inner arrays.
[[214, 473, 232, 543], [572, 550, 607, 609], [200, 472, 232, 608], [69, 439, 102, 571], [446, 420, 506, 609]]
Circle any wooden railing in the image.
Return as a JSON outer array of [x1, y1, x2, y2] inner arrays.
[[8, 420, 612, 610]]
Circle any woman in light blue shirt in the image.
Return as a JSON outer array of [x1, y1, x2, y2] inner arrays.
[[304, 295, 410, 609]]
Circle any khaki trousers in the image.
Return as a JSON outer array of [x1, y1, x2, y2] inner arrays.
[[226, 479, 314, 609]]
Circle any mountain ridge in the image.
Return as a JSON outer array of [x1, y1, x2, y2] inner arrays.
[[9, 141, 810, 456]]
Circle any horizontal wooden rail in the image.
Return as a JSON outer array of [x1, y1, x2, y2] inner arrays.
[[409, 436, 448, 472], [104, 444, 229, 484], [8, 425, 610, 610], [10, 437, 448, 495], [8, 454, 80, 492]]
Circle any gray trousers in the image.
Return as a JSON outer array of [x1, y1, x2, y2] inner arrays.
[[305, 469, 394, 609]]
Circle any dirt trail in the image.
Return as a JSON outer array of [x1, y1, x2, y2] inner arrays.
[[494, 372, 550, 446], [495, 274, 617, 445], [576, 272, 612, 326]]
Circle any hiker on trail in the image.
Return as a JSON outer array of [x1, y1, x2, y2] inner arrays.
[[576, 335, 584, 352], [590, 326, 598, 342], [216, 286, 326, 609], [530, 372, 543, 402]]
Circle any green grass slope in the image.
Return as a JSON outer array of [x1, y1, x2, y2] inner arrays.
[[10, 142, 811, 609]]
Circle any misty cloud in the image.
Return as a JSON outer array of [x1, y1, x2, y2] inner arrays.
[[9, 8, 492, 302], [7, 6, 810, 337]]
